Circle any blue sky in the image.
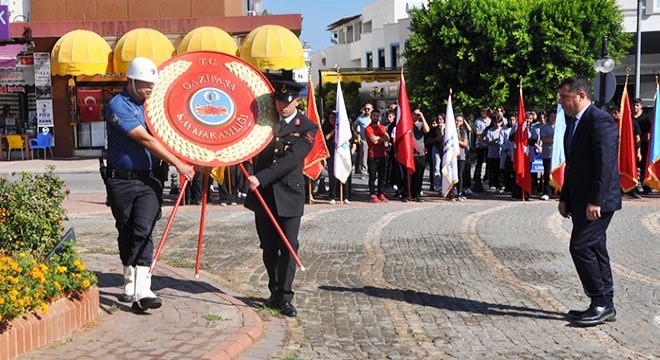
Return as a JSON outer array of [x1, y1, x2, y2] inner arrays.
[[262, 0, 372, 51]]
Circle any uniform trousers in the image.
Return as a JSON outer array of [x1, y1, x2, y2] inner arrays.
[[106, 177, 162, 267], [255, 210, 300, 303]]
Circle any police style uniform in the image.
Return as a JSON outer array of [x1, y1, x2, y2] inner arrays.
[[105, 88, 163, 268], [244, 80, 316, 310]]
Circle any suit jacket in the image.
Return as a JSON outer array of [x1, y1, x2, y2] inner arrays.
[[560, 104, 621, 215], [245, 111, 317, 217]]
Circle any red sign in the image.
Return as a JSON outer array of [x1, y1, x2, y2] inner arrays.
[[145, 51, 275, 166]]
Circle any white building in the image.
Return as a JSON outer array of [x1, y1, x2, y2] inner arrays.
[[312, 0, 660, 104], [618, 0, 660, 102], [310, 0, 426, 107]]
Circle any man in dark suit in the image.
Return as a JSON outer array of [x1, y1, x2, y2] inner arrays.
[[244, 78, 317, 317], [557, 76, 622, 326]]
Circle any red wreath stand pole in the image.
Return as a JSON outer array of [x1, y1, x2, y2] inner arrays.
[[238, 163, 306, 271], [150, 178, 189, 274]]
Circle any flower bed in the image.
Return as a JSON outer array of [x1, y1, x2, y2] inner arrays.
[[0, 168, 99, 358]]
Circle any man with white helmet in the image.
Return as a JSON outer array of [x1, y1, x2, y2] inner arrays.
[[105, 57, 195, 312]]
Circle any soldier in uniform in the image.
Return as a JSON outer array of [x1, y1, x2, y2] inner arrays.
[[105, 57, 195, 312], [244, 78, 317, 317]]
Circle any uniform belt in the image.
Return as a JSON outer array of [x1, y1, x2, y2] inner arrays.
[[108, 169, 153, 180]]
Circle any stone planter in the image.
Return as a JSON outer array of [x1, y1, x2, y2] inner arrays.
[[0, 286, 99, 360]]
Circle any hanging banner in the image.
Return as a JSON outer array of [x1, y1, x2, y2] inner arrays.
[[77, 89, 102, 122]]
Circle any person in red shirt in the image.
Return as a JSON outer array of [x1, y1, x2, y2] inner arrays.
[[364, 109, 390, 202]]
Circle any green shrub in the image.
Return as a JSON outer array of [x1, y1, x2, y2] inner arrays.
[[0, 166, 67, 255], [0, 167, 97, 325]]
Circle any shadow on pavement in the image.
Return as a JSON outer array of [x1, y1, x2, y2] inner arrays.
[[318, 284, 568, 321]]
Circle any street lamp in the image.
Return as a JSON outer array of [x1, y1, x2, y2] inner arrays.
[[594, 35, 615, 108]]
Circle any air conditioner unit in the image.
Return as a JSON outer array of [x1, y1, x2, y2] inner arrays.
[[247, 10, 257, 16]]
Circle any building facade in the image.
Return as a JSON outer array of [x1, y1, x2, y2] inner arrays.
[[1, 0, 301, 158], [312, 0, 660, 106]]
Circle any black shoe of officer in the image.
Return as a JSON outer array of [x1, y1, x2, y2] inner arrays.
[[279, 302, 297, 317]]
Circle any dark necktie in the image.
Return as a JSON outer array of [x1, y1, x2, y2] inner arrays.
[[567, 117, 577, 150]]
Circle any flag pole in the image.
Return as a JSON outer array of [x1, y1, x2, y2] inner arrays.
[[227, 166, 232, 199], [519, 76, 526, 202], [340, 180, 344, 203], [150, 178, 189, 274], [308, 178, 313, 205], [194, 172, 210, 278], [238, 163, 305, 271]]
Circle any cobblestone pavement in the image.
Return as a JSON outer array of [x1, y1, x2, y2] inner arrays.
[[60, 171, 660, 360]]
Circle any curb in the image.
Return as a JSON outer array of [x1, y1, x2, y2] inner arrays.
[[158, 264, 264, 360], [0, 286, 100, 360]]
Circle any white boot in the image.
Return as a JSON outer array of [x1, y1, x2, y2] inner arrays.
[[131, 266, 162, 312], [118, 266, 135, 302]]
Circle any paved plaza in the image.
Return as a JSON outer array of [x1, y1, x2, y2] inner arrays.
[[2, 161, 658, 359]]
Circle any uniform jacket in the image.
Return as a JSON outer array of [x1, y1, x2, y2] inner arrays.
[[245, 111, 317, 217], [560, 104, 621, 215]]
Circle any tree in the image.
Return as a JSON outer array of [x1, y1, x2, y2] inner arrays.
[[316, 82, 362, 121], [404, 0, 632, 117]]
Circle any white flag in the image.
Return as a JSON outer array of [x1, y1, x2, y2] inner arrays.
[[441, 93, 460, 196], [334, 81, 352, 183]]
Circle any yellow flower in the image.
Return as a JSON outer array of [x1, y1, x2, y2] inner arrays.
[[72, 273, 82, 279], [19, 252, 26, 258], [82, 280, 91, 289], [0, 297, 5, 304], [40, 303, 49, 314], [56, 266, 67, 274], [54, 281, 62, 292]]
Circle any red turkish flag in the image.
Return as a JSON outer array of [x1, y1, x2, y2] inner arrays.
[[617, 83, 639, 192], [514, 87, 531, 196], [78, 89, 102, 122], [395, 74, 415, 174], [303, 78, 330, 180]]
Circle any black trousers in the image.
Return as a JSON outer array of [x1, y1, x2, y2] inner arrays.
[[542, 158, 552, 195], [569, 211, 615, 307], [255, 211, 300, 303], [368, 156, 387, 195], [411, 154, 426, 198], [473, 148, 487, 186], [106, 177, 162, 267]]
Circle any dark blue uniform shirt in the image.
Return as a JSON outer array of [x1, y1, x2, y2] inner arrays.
[[105, 88, 153, 171]]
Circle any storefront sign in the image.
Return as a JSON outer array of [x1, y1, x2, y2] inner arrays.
[[0, 6, 9, 40], [0, 66, 35, 86], [36, 99, 54, 127], [33, 53, 52, 87]]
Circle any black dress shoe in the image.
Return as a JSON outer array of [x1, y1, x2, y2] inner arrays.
[[279, 302, 297, 317], [573, 305, 616, 326], [264, 297, 279, 309], [567, 307, 591, 319]]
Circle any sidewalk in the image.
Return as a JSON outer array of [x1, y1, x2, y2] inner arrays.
[[8, 159, 267, 360], [0, 159, 99, 174]]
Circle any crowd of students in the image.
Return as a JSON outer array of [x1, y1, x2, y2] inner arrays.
[[181, 98, 654, 206]]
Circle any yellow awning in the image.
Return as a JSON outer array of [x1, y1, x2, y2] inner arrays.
[[51, 29, 112, 76], [239, 24, 304, 71], [113, 28, 175, 74], [177, 26, 238, 55]]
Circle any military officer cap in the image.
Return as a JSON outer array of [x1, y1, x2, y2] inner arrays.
[[270, 78, 305, 103]]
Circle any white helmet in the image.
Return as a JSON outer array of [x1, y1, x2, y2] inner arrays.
[[126, 57, 158, 83]]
